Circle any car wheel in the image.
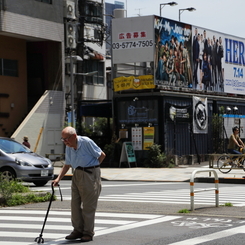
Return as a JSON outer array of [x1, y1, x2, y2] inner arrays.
[[33, 181, 48, 187], [0, 168, 16, 181]]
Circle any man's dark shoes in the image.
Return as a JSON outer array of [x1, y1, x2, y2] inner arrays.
[[65, 231, 83, 240], [80, 235, 93, 242]]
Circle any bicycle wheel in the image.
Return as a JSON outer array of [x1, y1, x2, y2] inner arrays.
[[217, 155, 233, 173]]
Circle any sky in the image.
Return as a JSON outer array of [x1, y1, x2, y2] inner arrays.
[[106, 0, 245, 38]]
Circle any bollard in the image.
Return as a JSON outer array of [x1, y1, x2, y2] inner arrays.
[[190, 169, 219, 211]]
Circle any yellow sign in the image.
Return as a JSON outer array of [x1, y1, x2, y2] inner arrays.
[[113, 75, 155, 92], [143, 127, 155, 150]]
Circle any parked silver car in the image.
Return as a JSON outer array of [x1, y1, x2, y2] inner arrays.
[[0, 137, 54, 186]]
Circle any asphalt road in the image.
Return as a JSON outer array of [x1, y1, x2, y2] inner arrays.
[[2, 180, 245, 245]]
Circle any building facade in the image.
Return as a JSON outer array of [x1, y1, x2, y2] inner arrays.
[[112, 15, 245, 164], [0, 0, 109, 156]]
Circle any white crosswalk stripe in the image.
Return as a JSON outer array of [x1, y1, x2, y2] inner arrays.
[[92, 186, 245, 207], [0, 209, 180, 245]]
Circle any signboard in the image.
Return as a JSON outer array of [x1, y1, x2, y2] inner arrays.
[[118, 99, 158, 125], [112, 15, 155, 64], [119, 142, 137, 167], [113, 75, 155, 92]]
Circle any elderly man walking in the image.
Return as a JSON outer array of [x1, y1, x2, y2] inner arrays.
[[53, 126, 106, 242]]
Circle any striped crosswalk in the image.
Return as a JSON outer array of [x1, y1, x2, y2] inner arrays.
[[0, 209, 181, 245], [53, 186, 245, 207], [100, 186, 245, 206]]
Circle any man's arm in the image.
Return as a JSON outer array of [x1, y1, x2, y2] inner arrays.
[[98, 151, 106, 164], [53, 164, 70, 186]]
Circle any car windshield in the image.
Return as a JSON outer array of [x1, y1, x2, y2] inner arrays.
[[0, 138, 31, 154]]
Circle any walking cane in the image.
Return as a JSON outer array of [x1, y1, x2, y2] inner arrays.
[[35, 183, 63, 244]]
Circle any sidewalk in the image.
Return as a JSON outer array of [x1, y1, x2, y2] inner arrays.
[[53, 161, 245, 183]]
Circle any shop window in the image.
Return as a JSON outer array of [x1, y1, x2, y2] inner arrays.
[[84, 2, 103, 23], [0, 58, 18, 77], [82, 60, 104, 85]]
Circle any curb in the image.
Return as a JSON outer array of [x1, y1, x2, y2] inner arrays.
[[54, 174, 245, 184], [195, 177, 245, 184]]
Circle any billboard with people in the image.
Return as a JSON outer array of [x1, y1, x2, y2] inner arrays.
[[112, 15, 245, 95], [192, 27, 225, 92], [154, 16, 192, 88]]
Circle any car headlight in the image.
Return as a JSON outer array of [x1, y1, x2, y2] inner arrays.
[[45, 158, 53, 168], [15, 158, 32, 167]]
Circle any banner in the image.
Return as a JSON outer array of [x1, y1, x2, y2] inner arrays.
[[193, 96, 208, 134], [165, 103, 191, 122], [113, 75, 155, 92]]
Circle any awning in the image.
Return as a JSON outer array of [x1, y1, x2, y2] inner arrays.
[[80, 102, 112, 118]]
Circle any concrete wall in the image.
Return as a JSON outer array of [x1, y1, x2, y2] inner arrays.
[[11, 90, 65, 157], [0, 10, 64, 41], [1, 0, 63, 23]]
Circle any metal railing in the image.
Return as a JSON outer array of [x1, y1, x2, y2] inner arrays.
[[190, 169, 219, 211]]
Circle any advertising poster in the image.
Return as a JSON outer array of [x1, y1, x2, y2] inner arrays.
[[192, 26, 225, 92], [131, 127, 142, 150], [193, 96, 208, 134], [223, 35, 245, 95], [154, 16, 192, 88], [143, 127, 155, 150]]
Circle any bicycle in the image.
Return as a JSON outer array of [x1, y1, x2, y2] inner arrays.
[[217, 153, 245, 173]]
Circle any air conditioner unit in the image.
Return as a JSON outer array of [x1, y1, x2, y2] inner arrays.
[[84, 27, 92, 39], [64, 0, 76, 20], [66, 22, 77, 49]]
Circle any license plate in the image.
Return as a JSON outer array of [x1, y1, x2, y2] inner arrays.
[[41, 170, 48, 176]]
